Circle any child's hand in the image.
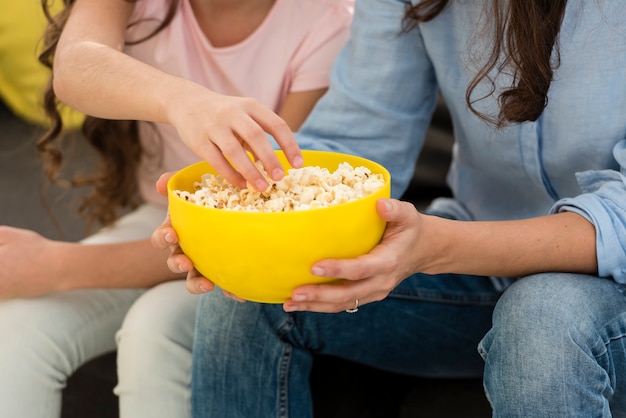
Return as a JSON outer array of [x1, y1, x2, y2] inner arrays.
[[167, 91, 303, 191], [0, 226, 61, 298]]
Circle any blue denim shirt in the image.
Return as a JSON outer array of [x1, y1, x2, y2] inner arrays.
[[290, 0, 626, 282]]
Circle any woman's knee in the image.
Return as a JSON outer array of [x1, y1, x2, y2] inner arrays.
[[480, 275, 626, 416], [480, 272, 626, 366], [490, 273, 614, 333]]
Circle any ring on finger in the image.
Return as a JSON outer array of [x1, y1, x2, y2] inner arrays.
[[345, 299, 359, 314]]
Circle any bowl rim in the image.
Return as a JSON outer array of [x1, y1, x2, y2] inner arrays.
[[167, 150, 391, 216]]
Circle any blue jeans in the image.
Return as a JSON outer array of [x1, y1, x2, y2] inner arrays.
[[191, 272, 502, 418], [479, 273, 626, 418]]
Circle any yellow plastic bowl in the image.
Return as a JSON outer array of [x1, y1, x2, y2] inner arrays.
[[167, 150, 391, 303]]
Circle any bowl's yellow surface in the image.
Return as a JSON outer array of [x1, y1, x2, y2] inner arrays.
[[168, 150, 391, 303]]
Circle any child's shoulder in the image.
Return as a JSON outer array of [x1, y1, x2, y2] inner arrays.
[[278, 0, 354, 20]]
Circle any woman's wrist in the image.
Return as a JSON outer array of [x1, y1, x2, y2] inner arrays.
[[414, 214, 456, 275]]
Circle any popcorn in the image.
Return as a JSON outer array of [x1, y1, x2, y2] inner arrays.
[[174, 161, 385, 212]]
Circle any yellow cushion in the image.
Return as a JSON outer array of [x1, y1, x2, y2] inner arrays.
[[0, 0, 83, 129]]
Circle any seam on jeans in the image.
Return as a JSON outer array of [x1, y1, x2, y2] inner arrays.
[[613, 282, 626, 300], [277, 344, 292, 418], [587, 281, 626, 359], [588, 327, 626, 360], [275, 313, 295, 338]]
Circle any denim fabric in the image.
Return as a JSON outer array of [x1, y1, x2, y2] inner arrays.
[[192, 0, 626, 416], [479, 273, 626, 418], [192, 273, 502, 418], [289, 0, 626, 281]]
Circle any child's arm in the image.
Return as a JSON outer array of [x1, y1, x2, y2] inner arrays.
[[53, 0, 302, 191], [0, 226, 183, 298]]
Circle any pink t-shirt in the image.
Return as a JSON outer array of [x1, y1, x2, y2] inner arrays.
[[125, 0, 353, 206]]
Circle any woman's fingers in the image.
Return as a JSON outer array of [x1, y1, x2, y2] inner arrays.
[[282, 199, 422, 313], [151, 215, 177, 250], [155, 171, 175, 195], [185, 268, 215, 294], [284, 270, 393, 313], [221, 289, 246, 302]]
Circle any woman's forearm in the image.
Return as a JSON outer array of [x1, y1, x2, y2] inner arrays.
[[421, 211, 598, 278]]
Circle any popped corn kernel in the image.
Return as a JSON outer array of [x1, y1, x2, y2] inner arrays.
[[174, 161, 385, 212]]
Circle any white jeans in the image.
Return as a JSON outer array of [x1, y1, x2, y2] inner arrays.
[[0, 204, 197, 418]]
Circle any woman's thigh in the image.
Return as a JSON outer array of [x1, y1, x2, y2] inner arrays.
[[197, 272, 504, 378], [192, 273, 504, 417], [294, 272, 504, 378]]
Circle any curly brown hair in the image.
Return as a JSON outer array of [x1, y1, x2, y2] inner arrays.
[[404, 0, 567, 128], [37, 0, 179, 230]]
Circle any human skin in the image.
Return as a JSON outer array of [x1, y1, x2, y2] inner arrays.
[[151, 174, 598, 313], [0, 0, 329, 298], [0, 226, 183, 298], [53, 0, 304, 192]]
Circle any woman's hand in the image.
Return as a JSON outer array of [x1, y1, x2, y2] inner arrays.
[[151, 173, 247, 300], [0, 226, 62, 298], [283, 199, 424, 313]]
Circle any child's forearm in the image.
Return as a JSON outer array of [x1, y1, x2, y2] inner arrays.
[[50, 238, 185, 291], [53, 41, 193, 124]]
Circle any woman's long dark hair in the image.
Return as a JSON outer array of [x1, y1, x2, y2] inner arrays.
[[404, 0, 568, 128], [37, 0, 179, 229]]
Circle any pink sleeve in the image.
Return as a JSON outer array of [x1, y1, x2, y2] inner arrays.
[[289, 1, 353, 93]]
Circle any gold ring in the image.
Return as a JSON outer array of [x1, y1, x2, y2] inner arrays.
[[346, 299, 359, 314]]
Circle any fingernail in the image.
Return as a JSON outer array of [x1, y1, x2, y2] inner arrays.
[[292, 293, 307, 301], [165, 232, 174, 244], [284, 304, 297, 312], [199, 282, 210, 292], [255, 179, 269, 191], [311, 266, 325, 276], [292, 155, 304, 168], [383, 199, 392, 212], [271, 168, 284, 180]]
